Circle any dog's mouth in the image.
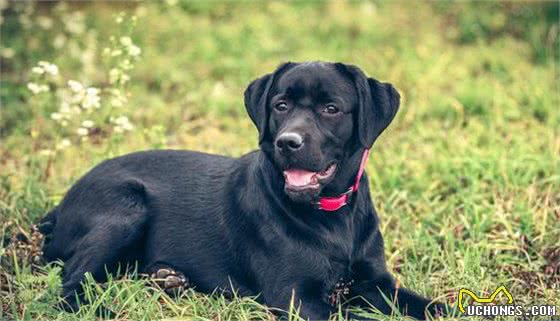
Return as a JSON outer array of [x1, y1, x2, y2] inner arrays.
[[282, 163, 337, 191]]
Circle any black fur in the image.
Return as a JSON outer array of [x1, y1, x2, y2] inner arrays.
[[40, 61, 444, 320]]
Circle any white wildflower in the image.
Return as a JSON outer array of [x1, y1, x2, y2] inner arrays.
[[114, 116, 128, 124], [121, 74, 130, 84], [27, 82, 40, 93], [128, 45, 141, 57], [50, 112, 62, 121], [32, 66, 44, 74], [115, 12, 126, 24], [118, 36, 141, 57], [120, 36, 132, 46], [68, 80, 83, 92], [109, 89, 127, 107], [76, 127, 89, 136], [110, 96, 126, 108], [81, 120, 94, 128], [31, 61, 58, 76], [39, 61, 58, 76], [56, 139, 71, 150], [109, 68, 120, 84], [85, 87, 100, 97], [48, 65, 59, 76], [27, 82, 48, 94], [112, 115, 134, 132], [122, 122, 133, 131], [82, 87, 101, 109], [121, 59, 132, 70]]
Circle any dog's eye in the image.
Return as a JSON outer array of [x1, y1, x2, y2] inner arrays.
[[274, 102, 288, 112], [323, 104, 339, 114]]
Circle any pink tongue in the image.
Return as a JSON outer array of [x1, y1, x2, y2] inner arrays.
[[283, 169, 317, 187]]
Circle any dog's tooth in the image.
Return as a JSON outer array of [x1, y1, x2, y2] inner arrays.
[[311, 175, 319, 184]]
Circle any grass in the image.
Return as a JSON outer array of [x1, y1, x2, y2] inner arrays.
[[1, 1, 559, 320]]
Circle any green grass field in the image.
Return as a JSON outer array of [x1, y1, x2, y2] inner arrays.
[[1, 1, 559, 320]]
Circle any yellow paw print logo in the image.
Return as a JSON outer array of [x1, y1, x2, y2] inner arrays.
[[458, 285, 514, 313]]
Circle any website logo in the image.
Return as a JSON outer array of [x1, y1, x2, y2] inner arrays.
[[457, 285, 557, 318]]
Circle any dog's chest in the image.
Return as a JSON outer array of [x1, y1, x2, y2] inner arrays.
[[322, 250, 355, 305], [255, 207, 360, 304], [317, 228, 357, 306]]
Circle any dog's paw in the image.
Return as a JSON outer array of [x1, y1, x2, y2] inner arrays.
[[150, 267, 190, 296]]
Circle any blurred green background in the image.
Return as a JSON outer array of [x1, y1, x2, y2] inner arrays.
[[1, 1, 559, 320]]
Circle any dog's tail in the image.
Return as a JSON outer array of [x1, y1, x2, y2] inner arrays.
[[38, 208, 59, 262]]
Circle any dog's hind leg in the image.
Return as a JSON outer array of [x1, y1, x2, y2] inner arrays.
[[60, 216, 147, 310], [41, 179, 149, 311]]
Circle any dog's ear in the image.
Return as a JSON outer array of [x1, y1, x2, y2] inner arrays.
[[335, 63, 400, 148], [364, 77, 400, 147], [244, 62, 296, 144]]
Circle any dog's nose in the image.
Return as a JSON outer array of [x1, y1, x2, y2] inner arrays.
[[275, 133, 303, 153]]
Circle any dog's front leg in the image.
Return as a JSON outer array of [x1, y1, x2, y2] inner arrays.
[[265, 285, 334, 321], [292, 299, 334, 321], [348, 273, 443, 320]]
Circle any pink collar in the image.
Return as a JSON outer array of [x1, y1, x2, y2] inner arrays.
[[316, 149, 370, 211]]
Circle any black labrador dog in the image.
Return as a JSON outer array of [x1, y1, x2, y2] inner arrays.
[[39, 61, 444, 320]]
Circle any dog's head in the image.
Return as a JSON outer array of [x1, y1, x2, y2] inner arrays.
[[244, 62, 400, 203]]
